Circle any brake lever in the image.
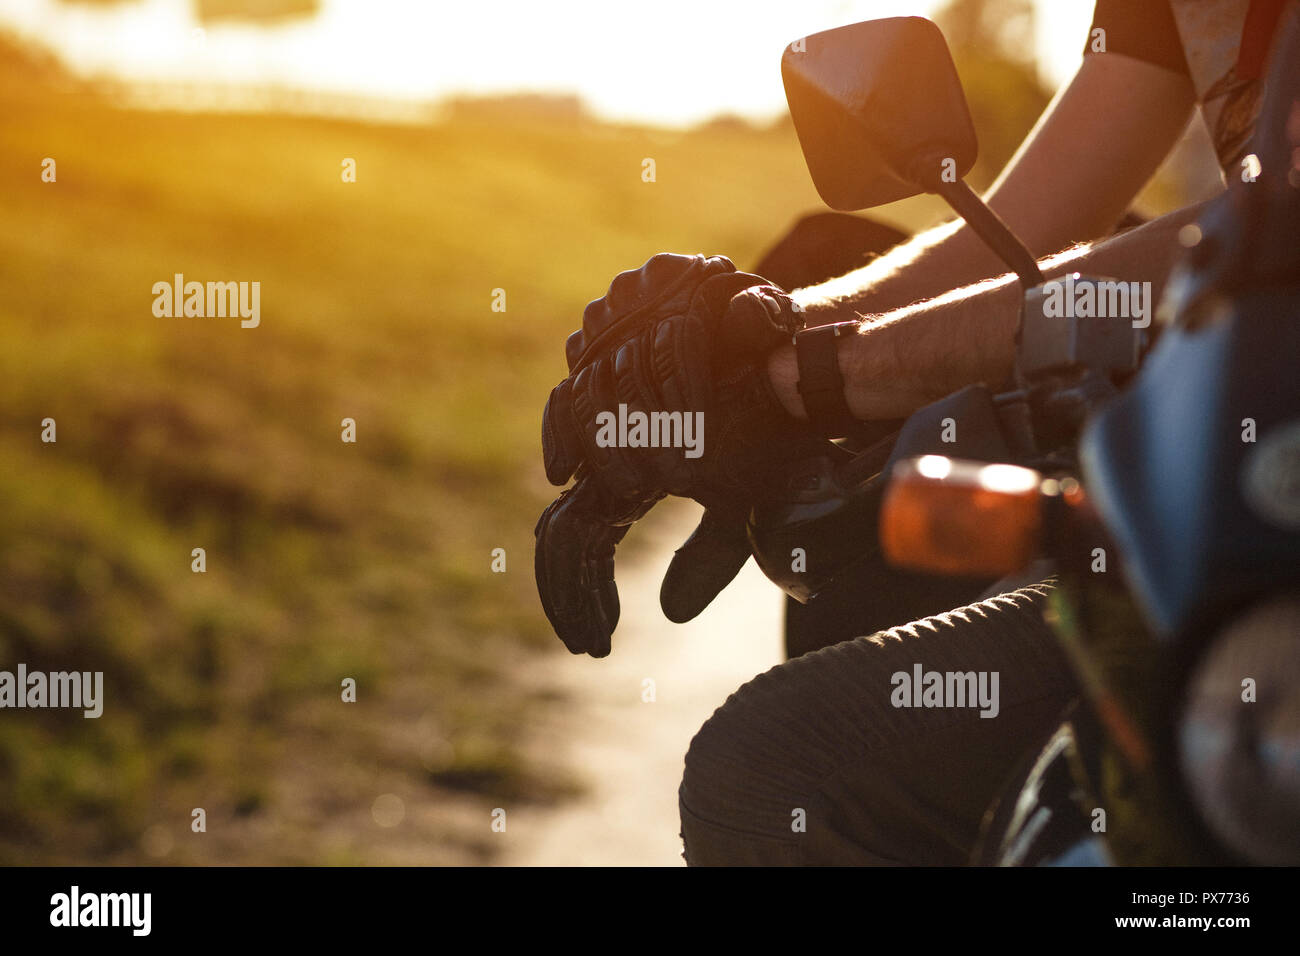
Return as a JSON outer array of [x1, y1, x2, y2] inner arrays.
[[833, 427, 901, 488]]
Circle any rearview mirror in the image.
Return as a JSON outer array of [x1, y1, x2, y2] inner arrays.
[[782, 17, 978, 209]]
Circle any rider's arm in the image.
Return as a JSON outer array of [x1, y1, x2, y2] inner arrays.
[[795, 49, 1198, 318], [767, 200, 1209, 421]]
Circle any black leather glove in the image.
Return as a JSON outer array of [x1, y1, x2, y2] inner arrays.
[[535, 253, 818, 656], [658, 505, 754, 624], [542, 254, 811, 507], [533, 478, 660, 658]]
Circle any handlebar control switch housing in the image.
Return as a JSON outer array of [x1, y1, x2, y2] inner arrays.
[[1018, 273, 1148, 379]]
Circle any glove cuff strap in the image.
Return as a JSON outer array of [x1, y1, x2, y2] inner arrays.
[[794, 321, 859, 439]]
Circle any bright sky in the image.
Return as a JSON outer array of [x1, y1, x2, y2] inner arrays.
[[0, 0, 1096, 125]]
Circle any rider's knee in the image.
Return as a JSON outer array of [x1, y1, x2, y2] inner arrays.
[[677, 660, 834, 865]]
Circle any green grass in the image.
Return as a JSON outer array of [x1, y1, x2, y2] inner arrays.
[[1, 18, 1204, 862], [0, 37, 853, 863]]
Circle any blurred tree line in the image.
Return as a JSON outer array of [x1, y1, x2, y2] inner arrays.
[[934, 0, 1050, 187], [59, 0, 319, 24], [936, 0, 1221, 208]]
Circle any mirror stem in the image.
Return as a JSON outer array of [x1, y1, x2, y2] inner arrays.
[[931, 177, 1045, 289]]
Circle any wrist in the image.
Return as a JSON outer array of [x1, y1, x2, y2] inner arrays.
[[765, 318, 863, 426], [768, 320, 900, 427], [789, 290, 842, 328]]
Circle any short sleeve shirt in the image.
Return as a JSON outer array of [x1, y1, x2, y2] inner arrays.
[[1088, 0, 1289, 179]]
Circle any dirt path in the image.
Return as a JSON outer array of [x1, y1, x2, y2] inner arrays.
[[501, 502, 784, 866]]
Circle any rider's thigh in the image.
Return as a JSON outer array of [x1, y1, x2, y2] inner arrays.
[[678, 582, 1077, 865]]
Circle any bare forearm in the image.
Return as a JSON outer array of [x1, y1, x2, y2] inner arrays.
[[769, 201, 1210, 421], [793, 55, 1197, 321], [797, 217, 1003, 319]]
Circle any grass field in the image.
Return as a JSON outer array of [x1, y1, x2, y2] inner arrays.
[[2, 21, 1206, 864], [0, 36, 889, 863]]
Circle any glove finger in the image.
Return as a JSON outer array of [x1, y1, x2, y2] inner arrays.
[[534, 479, 635, 656], [649, 316, 710, 492], [653, 313, 712, 414], [714, 284, 804, 359], [691, 270, 771, 318], [570, 359, 645, 501], [542, 377, 584, 486], [612, 333, 689, 493], [659, 507, 753, 623]]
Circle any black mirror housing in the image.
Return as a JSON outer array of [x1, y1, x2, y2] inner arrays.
[[782, 17, 979, 209]]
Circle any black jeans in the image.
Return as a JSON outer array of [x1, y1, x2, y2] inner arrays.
[[678, 581, 1076, 865]]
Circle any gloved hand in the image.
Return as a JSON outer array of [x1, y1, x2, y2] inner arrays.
[[543, 254, 811, 506], [658, 505, 754, 624], [533, 477, 661, 659], [536, 253, 820, 656]]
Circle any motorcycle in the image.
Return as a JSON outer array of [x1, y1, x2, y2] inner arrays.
[[744, 14, 1300, 865]]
